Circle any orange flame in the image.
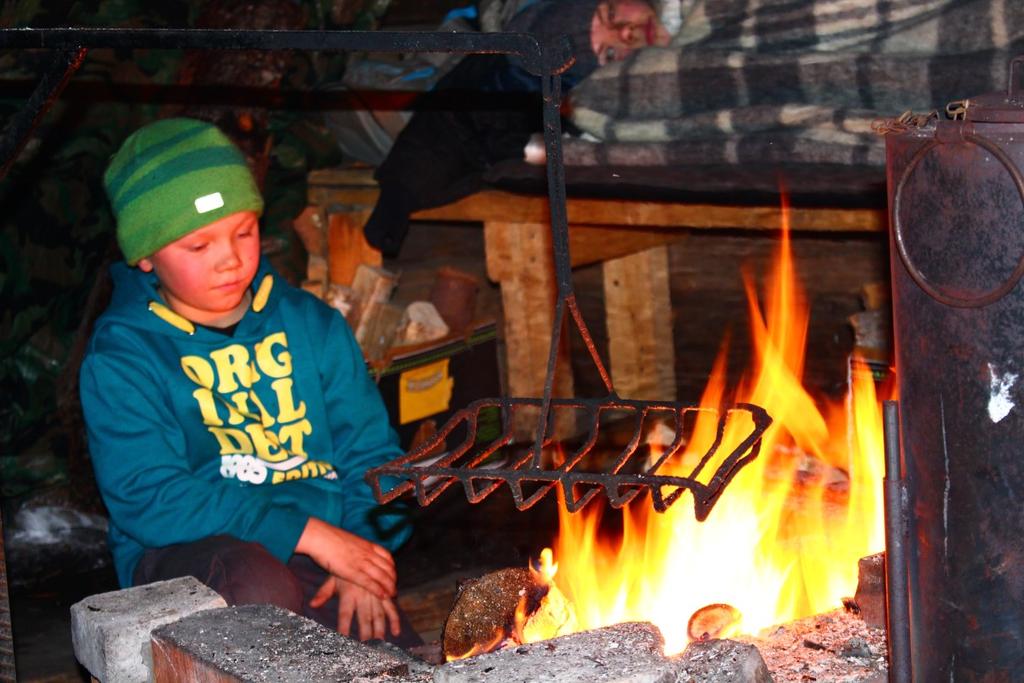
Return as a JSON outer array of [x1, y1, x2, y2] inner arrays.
[[446, 629, 507, 662], [526, 195, 888, 654]]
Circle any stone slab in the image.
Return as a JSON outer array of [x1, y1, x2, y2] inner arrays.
[[150, 603, 409, 682], [433, 621, 675, 683], [674, 639, 773, 683], [70, 575, 227, 682]]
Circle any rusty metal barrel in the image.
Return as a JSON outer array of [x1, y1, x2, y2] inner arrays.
[[886, 57, 1024, 681]]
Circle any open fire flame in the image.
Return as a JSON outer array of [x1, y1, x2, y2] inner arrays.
[[521, 197, 891, 655]]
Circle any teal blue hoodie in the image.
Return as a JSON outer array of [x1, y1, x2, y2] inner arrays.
[[80, 258, 409, 586]]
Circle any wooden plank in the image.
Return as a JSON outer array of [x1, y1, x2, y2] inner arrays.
[[308, 166, 377, 187], [308, 180, 885, 234], [326, 209, 381, 287], [483, 221, 513, 282], [603, 246, 676, 401], [423, 193, 885, 232], [490, 221, 679, 272], [568, 225, 681, 268], [484, 221, 575, 441]]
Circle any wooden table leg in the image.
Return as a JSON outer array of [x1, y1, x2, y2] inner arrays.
[[603, 245, 677, 401], [484, 221, 576, 442]]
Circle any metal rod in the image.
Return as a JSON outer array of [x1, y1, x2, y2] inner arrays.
[[540, 71, 573, 300], [883, 400, 912, 683], [530, 69, 574, 465], [0, 29, 571, 180], [535, 54, 623, 428], [0, 46, 86, 180], [0, 28, 554, 64]]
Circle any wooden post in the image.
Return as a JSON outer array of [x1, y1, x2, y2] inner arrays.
[[603, 245, 676, 401], [484, 221, 575, 442]]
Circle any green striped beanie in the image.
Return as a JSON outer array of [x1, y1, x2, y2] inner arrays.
[[104, 118, 264, 265]]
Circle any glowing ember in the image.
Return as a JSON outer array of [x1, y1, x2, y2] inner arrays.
[[523, 196, 890, 654], [687, 603, 743, 641]]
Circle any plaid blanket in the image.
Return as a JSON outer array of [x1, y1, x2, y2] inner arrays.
[[564, 0, 1024, 166]]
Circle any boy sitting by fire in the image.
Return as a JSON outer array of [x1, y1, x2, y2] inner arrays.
[[78, 117, 419, 647]]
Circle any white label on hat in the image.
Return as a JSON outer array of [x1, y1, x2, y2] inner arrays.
[[194, 192, 225, 214]]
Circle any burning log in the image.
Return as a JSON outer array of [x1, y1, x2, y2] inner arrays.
[[441, 551, 577, 661], [441, 567, 546, 660]]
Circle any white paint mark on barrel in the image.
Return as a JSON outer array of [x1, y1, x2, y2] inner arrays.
[[987, 363, 1018, 423]]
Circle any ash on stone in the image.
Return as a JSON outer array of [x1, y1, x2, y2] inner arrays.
[[839, 637, 873, 660], [367, 638, 437, 679], [434, 621, 674, 683], [737, 609, 887, 683], [349, 671, 434, 683], [151, 603, 408, 682]]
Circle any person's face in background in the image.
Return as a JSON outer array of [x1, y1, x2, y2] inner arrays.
[[590, 0, 670, 65]]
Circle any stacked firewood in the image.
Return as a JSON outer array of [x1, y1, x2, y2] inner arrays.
[[292, 208, 480, 361]]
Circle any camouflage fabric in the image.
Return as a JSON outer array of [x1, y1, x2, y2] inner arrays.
[[0, 0, 388, 503]]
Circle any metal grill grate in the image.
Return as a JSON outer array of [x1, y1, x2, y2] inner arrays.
[[367, 397, 771, 520]]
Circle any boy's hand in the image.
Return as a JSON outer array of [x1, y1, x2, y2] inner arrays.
[[310, 575, 401, 641], [295, 517, 397, 598]]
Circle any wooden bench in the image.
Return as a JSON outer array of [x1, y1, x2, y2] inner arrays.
[[306, 168, 886, 415]]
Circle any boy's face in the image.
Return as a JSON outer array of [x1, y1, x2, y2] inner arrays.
[[138, 210, 261, 327], [591, 0, 670, 65]]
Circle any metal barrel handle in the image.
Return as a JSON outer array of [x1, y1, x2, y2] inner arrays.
[[1008, 54, 1024, 99], [892, 131, 1024, 308]]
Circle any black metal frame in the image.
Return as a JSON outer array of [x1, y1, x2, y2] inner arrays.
[[0, 28, 771, 522], [882, 400, 911, 683], [0, 510, 13, 683]]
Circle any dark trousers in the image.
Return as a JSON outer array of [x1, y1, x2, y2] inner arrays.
[[133, 535, 423, 648]]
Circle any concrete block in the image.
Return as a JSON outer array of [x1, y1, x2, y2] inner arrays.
[[150, 603, 409, 682], [368, 639, 437, 679], [70, 575, 226, 682], [433, 621, 675, 683], [674, 639, 773, 682]]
